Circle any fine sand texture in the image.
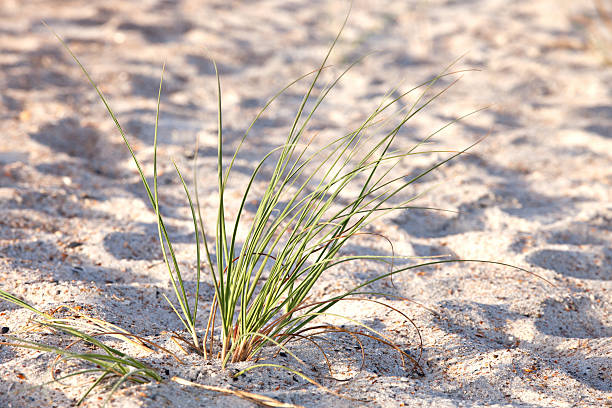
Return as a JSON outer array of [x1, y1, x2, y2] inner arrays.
[[1, 0, 611, 407]]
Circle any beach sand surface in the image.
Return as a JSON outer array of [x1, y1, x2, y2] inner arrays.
[[1, 0, 611, 406]]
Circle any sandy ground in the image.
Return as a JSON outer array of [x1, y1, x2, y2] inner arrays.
[[1, 0, 611, 407]]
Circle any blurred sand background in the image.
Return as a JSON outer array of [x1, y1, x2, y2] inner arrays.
[[1, 0, 611, 407]]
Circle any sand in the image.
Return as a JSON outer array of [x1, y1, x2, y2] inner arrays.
[[1, 0, 611, 407]]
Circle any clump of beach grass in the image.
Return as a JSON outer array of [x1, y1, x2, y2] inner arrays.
[[0, 9, 550, 406], [0, 290, 166, 406]]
